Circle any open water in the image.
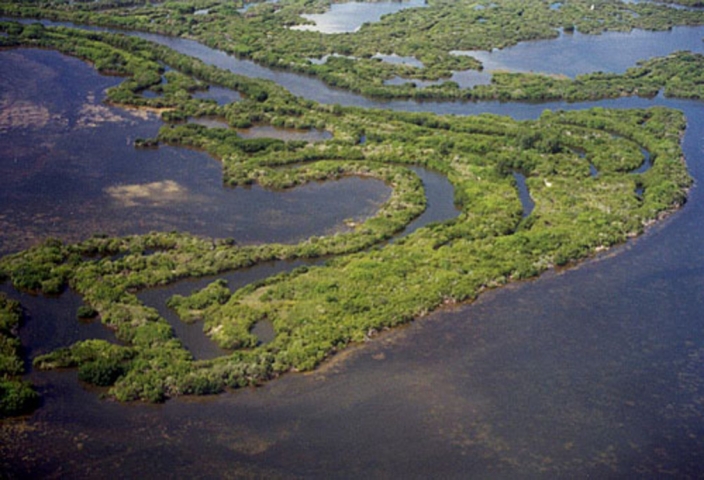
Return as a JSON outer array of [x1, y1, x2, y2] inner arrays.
[[0, 49, 398, 257]]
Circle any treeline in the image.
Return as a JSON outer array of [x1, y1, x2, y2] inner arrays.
[[655, 0, 704, 7], [3, 0, 704, 101]]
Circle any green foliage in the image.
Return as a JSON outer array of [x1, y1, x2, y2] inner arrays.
[[0, 23, 693, 403], [78, 357, 127, 386], [34, 339, 135, 370], [77, 304, 98, 319], [0, 378, 39, 418], [469, 51, 704, 103], [167, 278, 231, 323], [0, 293, 38, 417]]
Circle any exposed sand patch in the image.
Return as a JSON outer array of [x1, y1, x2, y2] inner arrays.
[[75, 93, 129, 128], [105, 180, 190, 207]]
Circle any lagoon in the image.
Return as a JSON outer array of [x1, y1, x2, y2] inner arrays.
[[0, 48, 392, 257]]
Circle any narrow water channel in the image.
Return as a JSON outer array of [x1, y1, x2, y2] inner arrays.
[[9, 18, 704, 116], [136, 165, 458, 361], [0, 46, 460, 363], [512, 171, 535, 218]]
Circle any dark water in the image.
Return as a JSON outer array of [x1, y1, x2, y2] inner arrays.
[[0, 49, 391, 256], [4, 13, 704, 480], [191, 85, 241, 105], [0, 283, 117, 363], [117, 26, 704, 117], [136, 165, 459, 361], [512, 171, 535, 218], [137, 259, 318, 360], [0, 44, 458, 372]]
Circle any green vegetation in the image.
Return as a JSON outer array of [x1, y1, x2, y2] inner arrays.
[[0, 294, 39, 418], [0, 22, 692, 403], [656, 0, 704, 7], [2, 0, 704, 100], [167, 279, 231, 324]]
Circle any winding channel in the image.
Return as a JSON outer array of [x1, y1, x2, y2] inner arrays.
[[0, 14, 679, 379], [135, 163, 459, 360], [0, 43, 460, 360], [3, 18, 663, 225], [7, 18, 704, 114]]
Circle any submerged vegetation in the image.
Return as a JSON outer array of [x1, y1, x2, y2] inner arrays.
[[0, 22, 693, 403]]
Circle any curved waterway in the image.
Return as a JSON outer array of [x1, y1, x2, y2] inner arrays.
[[10, 18, 704, 115], [0, 48, 394, 256], [0, 46, 459, 359], [136, 164, 458, 361], [4, 15, 704, 479]]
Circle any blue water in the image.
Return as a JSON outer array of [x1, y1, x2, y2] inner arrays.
[[463, 25, 704, 78], [0, 49, 392, 256]]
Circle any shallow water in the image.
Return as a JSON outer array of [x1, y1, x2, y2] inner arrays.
[[0, 46, 460, 364], [373, 53, 424, 68], [137, 259, 318, 360], [512, 171, 534, 218], [0, 48, 391, 256], [0, 283, 117, 362], [237, 0, 279, 14], [4, 11, 704, 479], [134, 164, 459, 361], [191, 85, 241, 105]]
